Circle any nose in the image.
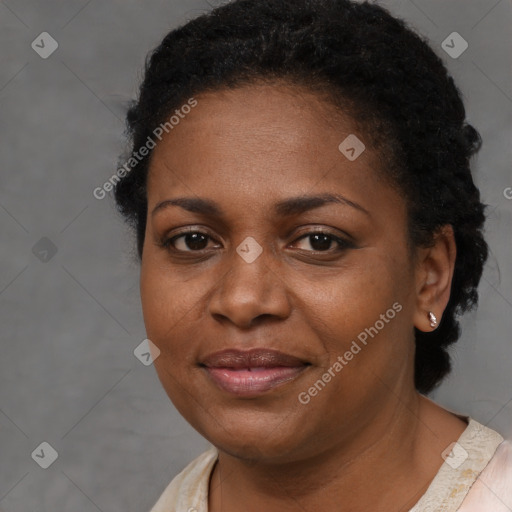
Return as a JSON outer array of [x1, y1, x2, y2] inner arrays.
[[208, 240, 292, 329]]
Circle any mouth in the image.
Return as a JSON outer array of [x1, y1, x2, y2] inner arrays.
[[200, 348, 311, 397]]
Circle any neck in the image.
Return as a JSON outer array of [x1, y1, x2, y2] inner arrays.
[[208, 390, 464, 512]]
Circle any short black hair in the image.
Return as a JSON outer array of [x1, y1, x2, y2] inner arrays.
[[114, 0, 488, 394]]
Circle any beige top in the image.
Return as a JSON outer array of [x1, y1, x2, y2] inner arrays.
[[149, 418, 512, 512]]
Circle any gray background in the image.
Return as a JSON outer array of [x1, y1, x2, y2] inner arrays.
[[0, 0, 511, 510]]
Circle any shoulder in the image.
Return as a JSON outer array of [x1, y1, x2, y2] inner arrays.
[[409, 417, 505, 512], [148, 446, 218, 512], [458, 437, 512, 511]]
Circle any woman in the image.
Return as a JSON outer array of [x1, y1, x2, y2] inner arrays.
[[113, 0, 512, 510]]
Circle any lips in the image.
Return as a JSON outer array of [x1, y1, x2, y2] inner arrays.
[[200, 349, 310, 396]]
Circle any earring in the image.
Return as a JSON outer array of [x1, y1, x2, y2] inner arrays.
[[428, 312, 437, 328]]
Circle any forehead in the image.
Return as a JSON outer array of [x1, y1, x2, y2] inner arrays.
[[153, 84, 347, 162], [145, 83, 397, 222]]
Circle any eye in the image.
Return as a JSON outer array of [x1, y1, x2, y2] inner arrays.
[[161, 230, 219, 252], [159, 228, 353, 255], [291, 231, 352, 252]]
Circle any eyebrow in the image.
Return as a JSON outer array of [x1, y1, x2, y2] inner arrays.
[[151, 193, 370, 218]]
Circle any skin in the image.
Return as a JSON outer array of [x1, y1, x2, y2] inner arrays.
[[140, 82, 468, 511]]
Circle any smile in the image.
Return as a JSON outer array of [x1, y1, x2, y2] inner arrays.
[[200, 348, 310, 396]]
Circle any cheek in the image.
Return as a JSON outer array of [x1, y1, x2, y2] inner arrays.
[[139, 256, 221, 372], [139, 261, 205, 410], [298, 253, 412, 382], [139, 259, 197, 350], [301, 259, 397, 337]]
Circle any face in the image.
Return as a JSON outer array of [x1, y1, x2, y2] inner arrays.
[[140, 83, 420, 463]]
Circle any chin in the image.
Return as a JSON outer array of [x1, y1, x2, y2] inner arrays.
[[190, 406, 312, 462]]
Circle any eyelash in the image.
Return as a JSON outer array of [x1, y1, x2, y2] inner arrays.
[[158, 228, 354, 255]]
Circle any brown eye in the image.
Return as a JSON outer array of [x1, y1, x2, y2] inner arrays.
[[293, 232, 352, 252], [163, 231, 215, 252]]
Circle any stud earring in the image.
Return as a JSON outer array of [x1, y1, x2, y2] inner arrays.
[[428, 311, 437, 328]]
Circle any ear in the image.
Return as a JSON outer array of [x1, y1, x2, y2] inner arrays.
[[413, 225, 456, 332]]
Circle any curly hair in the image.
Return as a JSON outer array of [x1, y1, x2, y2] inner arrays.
[[113, 0, 488, 394]]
